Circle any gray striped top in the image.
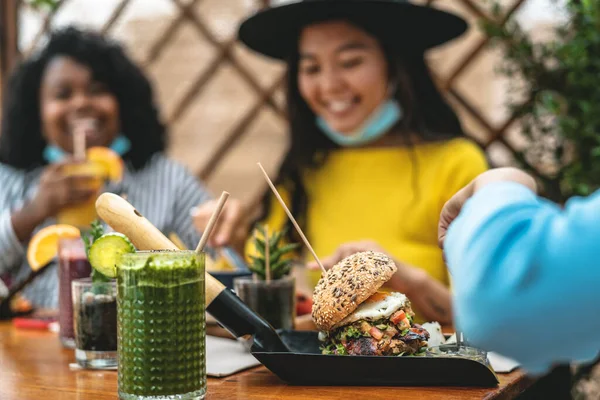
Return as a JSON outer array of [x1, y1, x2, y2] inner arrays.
[[0, 153, 212, 308]]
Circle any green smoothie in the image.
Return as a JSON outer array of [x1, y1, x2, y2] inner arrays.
[[116, 250, 206, 400]]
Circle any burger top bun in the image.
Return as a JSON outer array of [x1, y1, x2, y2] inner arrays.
[[311, 251, 397, 332]]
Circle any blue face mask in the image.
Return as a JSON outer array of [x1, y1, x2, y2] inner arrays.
[[316, 99, 403, 147], [43, 135, 132, 163]]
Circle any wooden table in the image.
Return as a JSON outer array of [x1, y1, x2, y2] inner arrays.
[[0, 321, 538, 400]]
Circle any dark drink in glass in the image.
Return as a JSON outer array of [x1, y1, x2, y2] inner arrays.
[[58, 237, 91, 348], [72, 278, 118, 368]]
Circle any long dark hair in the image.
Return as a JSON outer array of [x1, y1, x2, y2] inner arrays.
[[257, 20, 467, 242], [0, 26, 166, 171]]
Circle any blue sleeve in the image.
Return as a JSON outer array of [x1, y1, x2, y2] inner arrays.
[[445, 182, 600, 374]]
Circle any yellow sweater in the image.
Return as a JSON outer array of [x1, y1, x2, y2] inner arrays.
[[247, 138, 488, 292]]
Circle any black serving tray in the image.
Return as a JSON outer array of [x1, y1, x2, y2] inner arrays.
[[251, 330, 499, 387]]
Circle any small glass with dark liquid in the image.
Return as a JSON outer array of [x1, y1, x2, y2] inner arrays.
[[72, 278, 117, 368], [58, 237, 91, 348]]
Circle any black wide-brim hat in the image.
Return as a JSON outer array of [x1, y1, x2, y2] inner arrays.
[[238, 0, 468, 60]]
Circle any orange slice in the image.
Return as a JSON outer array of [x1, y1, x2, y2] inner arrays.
[[87, 147, 124, 182], [27, 225, 81, 271]]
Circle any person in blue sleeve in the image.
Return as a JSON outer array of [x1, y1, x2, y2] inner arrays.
[[438, 167, 600, 375]]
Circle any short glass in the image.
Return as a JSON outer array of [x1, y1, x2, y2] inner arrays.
[[234, 275, 296, 330], [117, 250, 206, 400], [56, 162, 104, 229], [72, 278, 118, 369], [58, 237, 92, 348]]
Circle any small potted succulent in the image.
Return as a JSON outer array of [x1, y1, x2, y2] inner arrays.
[[234, 225, 300, 330]]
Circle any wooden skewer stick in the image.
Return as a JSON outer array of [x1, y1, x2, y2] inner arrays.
[[195, 191, 230, 253], [257, 162, 326, 273], [265, 225, 271, 282], [73, 129, 86, 161]]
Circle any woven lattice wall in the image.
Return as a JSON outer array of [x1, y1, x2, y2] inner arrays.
[[10, 0, 542, 208]]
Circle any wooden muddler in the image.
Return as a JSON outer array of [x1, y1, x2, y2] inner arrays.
[[95, 193, 289, 352], [95, 193, 225, 305]]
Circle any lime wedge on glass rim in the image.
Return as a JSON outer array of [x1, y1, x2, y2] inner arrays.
[[88, 232, 136, 278]]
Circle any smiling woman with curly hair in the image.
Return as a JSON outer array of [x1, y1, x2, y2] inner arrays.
[[0, 27, 212, 308]]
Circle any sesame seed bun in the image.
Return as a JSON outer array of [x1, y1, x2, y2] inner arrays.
[[311, 251, 397, 332]]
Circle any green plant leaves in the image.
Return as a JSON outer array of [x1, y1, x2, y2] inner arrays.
[[26, 0, 60, 11], [248, 225, 300, 280], [484, 0, 600, 201]]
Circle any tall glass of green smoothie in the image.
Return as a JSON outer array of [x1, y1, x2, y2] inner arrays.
[[116, 250, 206, 400]]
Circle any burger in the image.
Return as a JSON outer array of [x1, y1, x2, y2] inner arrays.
[[312, 251, 430, 356]]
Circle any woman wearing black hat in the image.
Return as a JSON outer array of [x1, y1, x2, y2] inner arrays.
[[193, 0, 488, 324]]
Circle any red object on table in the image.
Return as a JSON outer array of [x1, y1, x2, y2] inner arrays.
[[296, 293, 313, 316], [13, 317, 55, 330]]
